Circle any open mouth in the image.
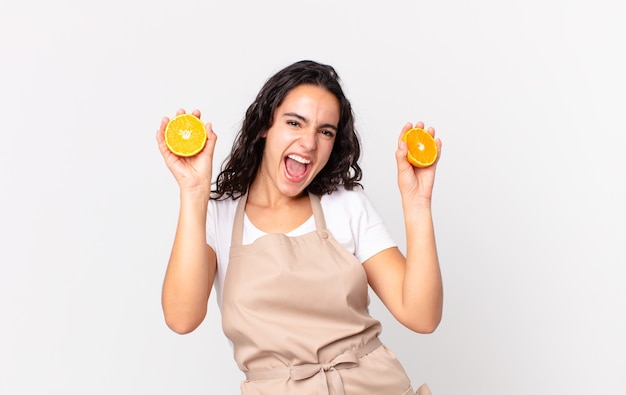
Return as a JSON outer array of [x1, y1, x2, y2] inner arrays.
[[285, 154, 311, 181]]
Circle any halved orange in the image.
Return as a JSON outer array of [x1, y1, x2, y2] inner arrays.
[[401, 127, 438, 168], [164, 114, 207, 157]]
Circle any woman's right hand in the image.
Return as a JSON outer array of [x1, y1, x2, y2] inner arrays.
[[156, 108, 218, 193]]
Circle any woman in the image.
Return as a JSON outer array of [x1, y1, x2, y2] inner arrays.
[[156, 60, 442, 394]]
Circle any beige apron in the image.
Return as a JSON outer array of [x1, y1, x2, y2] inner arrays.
[[221, 193, 431, 395]]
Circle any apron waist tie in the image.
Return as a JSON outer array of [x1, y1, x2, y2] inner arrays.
[[244, 337, 382, 395]]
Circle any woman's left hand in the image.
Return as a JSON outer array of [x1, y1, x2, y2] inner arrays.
[[395, 122, 442, 203]]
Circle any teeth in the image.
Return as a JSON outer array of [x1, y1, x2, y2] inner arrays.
[[287, 154, 311, 164]]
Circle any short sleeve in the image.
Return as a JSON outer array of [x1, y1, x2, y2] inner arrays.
[[350, 189, 397, 263], [321, 187, 397, 264]]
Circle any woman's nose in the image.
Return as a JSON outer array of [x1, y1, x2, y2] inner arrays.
[[298, 130, 317, 150]]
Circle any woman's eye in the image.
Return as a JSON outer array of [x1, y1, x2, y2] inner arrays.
[[287, 120, 299, 127], [320, 129, 335, 138]]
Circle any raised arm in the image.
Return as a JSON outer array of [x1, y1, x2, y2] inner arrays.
[[363, 122, 443, 333], [156, 109, 218, 334]]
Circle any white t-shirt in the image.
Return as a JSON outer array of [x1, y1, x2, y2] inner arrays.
[[206, 186, 397, 308]]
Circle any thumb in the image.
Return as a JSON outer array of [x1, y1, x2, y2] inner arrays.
[[395, 137, 413, 173]]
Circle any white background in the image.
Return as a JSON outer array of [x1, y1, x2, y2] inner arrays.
[[1, 0, 625, 394]]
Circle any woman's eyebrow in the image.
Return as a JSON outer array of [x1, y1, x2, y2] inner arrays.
[[283, 112, 308, 123]]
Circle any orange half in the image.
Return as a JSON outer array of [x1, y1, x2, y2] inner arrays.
[[164, 114, 207, 157], [401, 127, 438, 168]]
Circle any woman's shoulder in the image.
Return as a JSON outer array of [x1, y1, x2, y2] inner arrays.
[[208, 196, 240, 225], [209, 195, 240, 207], [320, 185, 371, 208], [209, 196, 240, 211], [319, 185, 379, 222]]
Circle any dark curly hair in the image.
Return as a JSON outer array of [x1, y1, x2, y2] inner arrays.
[[212, 60, 362, 200]]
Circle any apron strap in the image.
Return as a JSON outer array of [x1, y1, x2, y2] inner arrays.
[[231, 193, 248, 248], [308, 192, 327, 231]]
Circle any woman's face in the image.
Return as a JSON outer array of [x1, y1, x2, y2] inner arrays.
[[257, 84, 340, 198]]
